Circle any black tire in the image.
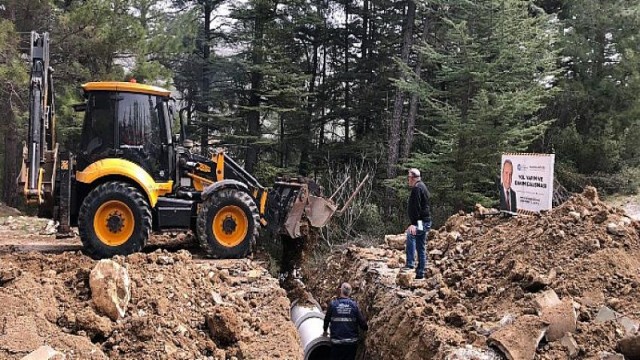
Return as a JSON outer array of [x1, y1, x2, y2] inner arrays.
[[78, 181, 152, 259], [197, 188, 259, 258]]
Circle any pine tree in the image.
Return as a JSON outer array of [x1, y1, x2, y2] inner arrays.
[[0, 20, 29, 206], [543, 0, 640, 185]]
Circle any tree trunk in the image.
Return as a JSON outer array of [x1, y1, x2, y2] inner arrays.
[[245, 6, 266, 173], [299, 40, 318, 175], [2, 109, 20, 207], [386, 0, 416, 180], [343, 0, 350, 143], [355, 0, 370, 138], [401, 15, 428, 160], [318, 18, 328, 153], [198, 1, 212, 156], [280, 114, 286, 168]]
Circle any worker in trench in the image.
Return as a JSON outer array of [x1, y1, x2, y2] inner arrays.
[[322, 282, 368, 360]]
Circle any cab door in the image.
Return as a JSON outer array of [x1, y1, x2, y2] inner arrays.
[[116, 92, 172, 181], [77, 91, 117, 171]]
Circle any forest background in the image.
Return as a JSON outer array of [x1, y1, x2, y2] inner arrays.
[[1, 0, 639, 246]]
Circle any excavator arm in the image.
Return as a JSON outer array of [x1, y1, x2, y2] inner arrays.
[[18, 31, 58, 206]]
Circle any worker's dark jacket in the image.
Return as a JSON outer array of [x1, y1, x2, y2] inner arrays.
[[323, 297, 368, 344], [407, 180, 431, 225]]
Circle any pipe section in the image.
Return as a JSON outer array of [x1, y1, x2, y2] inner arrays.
[[290, 299, 331, 360]]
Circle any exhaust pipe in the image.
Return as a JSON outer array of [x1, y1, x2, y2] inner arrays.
[[290, 299, 331, 360]]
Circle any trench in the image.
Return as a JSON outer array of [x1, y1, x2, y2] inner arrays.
[[276, 232, 370, 360]]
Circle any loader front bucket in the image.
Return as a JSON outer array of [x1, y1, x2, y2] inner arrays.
[[306, 196, 337, 228], [269, 174, 369, 239]]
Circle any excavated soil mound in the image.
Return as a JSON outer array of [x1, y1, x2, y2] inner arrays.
[[305, 187, 640, 359], [0, 203, 21, 217], [0, 250, 302, 359]]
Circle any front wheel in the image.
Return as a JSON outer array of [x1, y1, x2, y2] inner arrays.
[[78, 181, 152, 258], [197, 188, 259, 258]]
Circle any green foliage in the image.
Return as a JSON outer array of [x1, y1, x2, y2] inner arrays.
[[399, 0, 561, 217], [0, 19, 29, 206], [0, 20, 28, 94], [542, 0, 640, 183], [1, 0, 639, 231]]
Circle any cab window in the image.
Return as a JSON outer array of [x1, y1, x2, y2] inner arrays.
[[117, 92, 162, 148], [80, 91, 115, 155]]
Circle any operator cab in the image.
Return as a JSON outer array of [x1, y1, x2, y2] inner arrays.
[[77, 81, 175, 181]]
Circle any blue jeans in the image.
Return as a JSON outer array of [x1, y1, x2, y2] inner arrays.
[[406, 222, 430, 277]]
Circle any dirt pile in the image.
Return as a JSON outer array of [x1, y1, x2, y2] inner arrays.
[[305, 187, 640, 359], [0, 203, 22, 217], [0, 249, 301, 359]]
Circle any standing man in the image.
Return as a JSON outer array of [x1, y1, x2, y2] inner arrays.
[[499, 159, 517, 212], [405, 168, 431, 280], [322, 282, 368, 360]]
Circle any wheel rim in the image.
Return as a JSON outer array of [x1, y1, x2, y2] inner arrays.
[[93, 200, 135, 246], [212, 205, 249, 248]]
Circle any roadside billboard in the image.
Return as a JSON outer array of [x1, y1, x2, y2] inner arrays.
[[499, 153, 555, 213]]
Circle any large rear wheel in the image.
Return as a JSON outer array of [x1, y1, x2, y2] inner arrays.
[[197, 188, 259, 258], [78, 181, 151, 258]]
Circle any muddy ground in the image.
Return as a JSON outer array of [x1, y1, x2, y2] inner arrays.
[[0, 216, 302, 359], [1, 187, 639, 360]]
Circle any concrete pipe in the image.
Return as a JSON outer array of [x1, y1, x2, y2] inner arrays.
[[290, 299, 331, 360]]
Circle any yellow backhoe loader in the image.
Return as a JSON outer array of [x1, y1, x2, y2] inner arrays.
[[18, 32, 365, 259]]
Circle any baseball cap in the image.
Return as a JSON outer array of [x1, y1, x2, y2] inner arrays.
[[408, 168, 421, 178]]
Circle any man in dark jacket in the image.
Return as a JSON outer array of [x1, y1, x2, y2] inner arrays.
[[322, 282, 368, 360], [405, 168, 431, 279], [498, 159, 517, 212]]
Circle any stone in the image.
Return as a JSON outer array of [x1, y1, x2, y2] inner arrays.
[[560, 334, 579, 358], [164, 342, 178, 356], [489, 315, 548, 360], [499, 314, 516, 327], [447, 231, 462, 242], [206, 306, 242, 346], [384, 234, 406, 250], [600, 352, 625, 360], [20, 345, 64, 360], [606, 223, 624, 236], [446, 345, 502, 360], [0, 268, 21, 285], [157, 256, 175, 265], [476, 283, 489, 295], [89, 260, 131, 321], [174, 324, 188, 336], [534, 289, 561, 313], [396, 271, 413, 288], [415, 289, 438, 300], [39, 220, 57, 235], [568, 212, 581, 221], [618, 335, 640, 360], [211, 291, 224, 305], [246, 269, 262, 279], [619, 316, 640, 336], [540, 299, 577, 342], [595, 306, 618, 323]]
